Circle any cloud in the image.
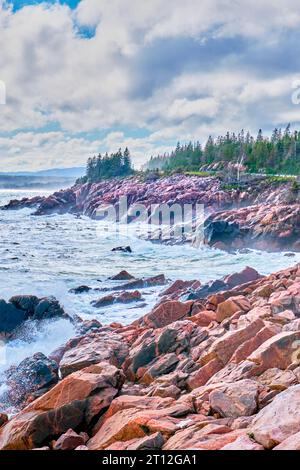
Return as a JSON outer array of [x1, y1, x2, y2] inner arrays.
[[0, 0, 300, 170]]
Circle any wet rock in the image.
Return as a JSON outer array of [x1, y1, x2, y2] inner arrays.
[[160, 280, 201, 299], [204, 219, 241, 245], [92, 290, 142, 308], [1, 196, 45, 211], [53, 429, 85, 451], [34, 189, 76, 216], [0, 300, 26, 338], [69, 286, 92, 294], [9, 295, 39, 315], [112, 274, 166, 291], [0, 362, 124, 450], [33, 296, 68, 321], [112, 246, 132, 253], [76, 319, 102, 335], [109, 271, 135, 281], [5, 352, 59, 408]]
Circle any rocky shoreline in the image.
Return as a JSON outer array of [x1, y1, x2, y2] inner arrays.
[[1, 263, 300, 450], [2, 174, 300, 252]]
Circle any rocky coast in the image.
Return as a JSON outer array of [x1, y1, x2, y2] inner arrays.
[[2, 173, 300, 252], [1, 174, 300, 451], [0, 263, 300, 450]]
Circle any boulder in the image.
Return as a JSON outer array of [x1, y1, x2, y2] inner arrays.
[[204, 220, 241, 245], [109, 271, 135, 281], [112, 274, 166, 291], [9, 295, 39, 315], [0, 362, 124, 450], [33, 297, 68, 321], [59, 331, 129, 377], [273, 431, 300, 450], [187, 279, 227, 300], [221, 435, 264, 450], [209, 380, 259, 418], [0, 300, 26, 338], [5, 352, 58, 407], [163, 423, 243, 450], [251, 385, 300, 448], [230, 325, 279, 363], [111, 246, 132, 253], [69, 286, 92, 294], [0, 414, 8, 428], [202, 318, 265, 365], [88, 402, 192, 450], [216, 295, 251, 323], [92, 290, 141, 308], [247, 330, 300, 373], [141, 301, 193, 328], [223, 267, 261, 289], [140, 354, 179, 385], [126, 432, 165, 450], [187, 358, 224, 390], [53, 429, 85, 451]]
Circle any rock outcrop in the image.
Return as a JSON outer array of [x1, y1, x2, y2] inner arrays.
[[2, 264, 300, 450]]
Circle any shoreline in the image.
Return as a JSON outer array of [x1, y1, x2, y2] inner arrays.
[[2, 173, 300, 252], [0, 262, 300, 449]]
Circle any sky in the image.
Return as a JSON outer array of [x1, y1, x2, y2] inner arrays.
[[0, 0, 300, 171]]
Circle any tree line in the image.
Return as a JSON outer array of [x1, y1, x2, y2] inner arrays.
[[146, 126, 300, 175], [79, 148, 134, 183]]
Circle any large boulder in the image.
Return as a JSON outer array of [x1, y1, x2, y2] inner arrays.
[[141, 301, 193, 328], [204, 220, 241, 245], [209, 380, 260, 418], [59, 330, 129, 377], [201, 318, 265, 366], [88, 401, 192, 450], [223, 267, 261, 288], [251, 385, 300, 448], [0, 362, 124, 450], [215, 295, 251, 322], [32, 297, 69, 321], [4, 352, 58, 408], [92, 291, 141, 308], [53, 429, 85, 451], [0, 300, 26, 338]]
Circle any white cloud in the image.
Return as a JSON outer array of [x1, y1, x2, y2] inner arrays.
[[0, 0, 299, 170]]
